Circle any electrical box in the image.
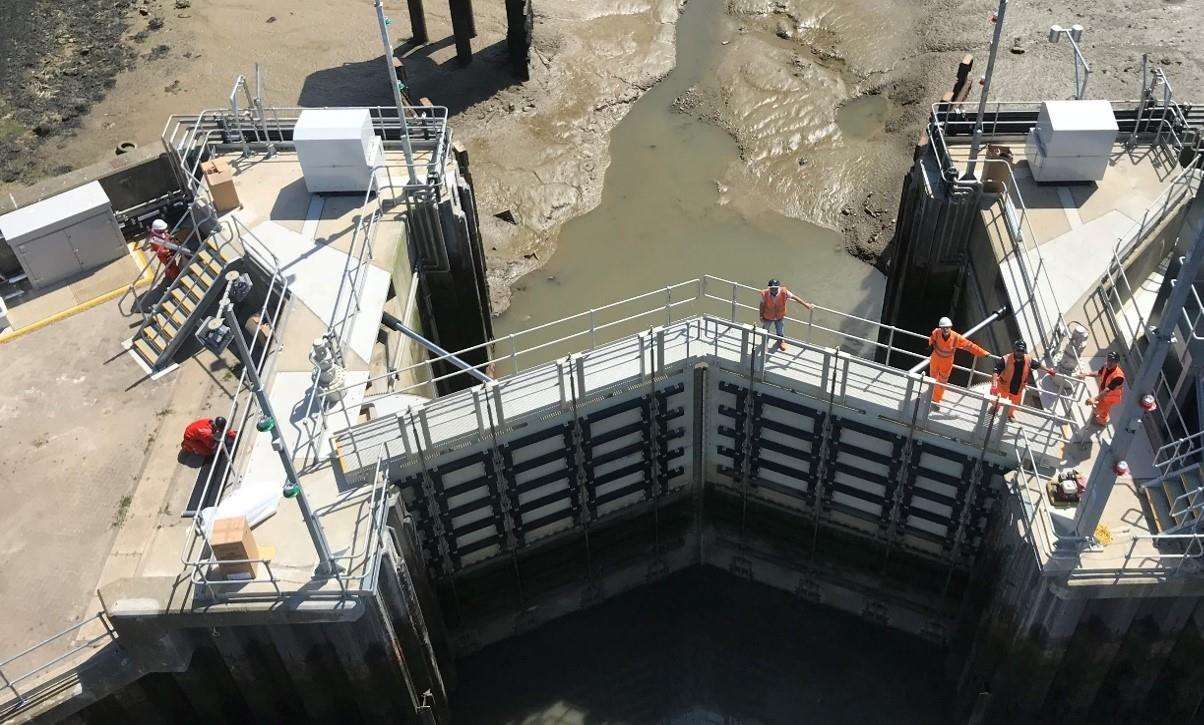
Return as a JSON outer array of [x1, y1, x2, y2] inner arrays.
[[293, 109, 383, 194], [0, 181, 125, 289], [1025, 100, 1118, 183]]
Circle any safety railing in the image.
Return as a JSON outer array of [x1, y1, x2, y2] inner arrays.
[[184, 450, 391, 602], [1008, 430, 1063, 570], [1155, 430, 1204, 477], [320, 275, 1082, 466], [0, 613, 117, 716], [162, 104, 451, 189]]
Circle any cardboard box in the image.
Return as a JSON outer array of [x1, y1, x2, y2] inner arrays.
[[202, 158, 241, 213], [210, 515, 259, 578]]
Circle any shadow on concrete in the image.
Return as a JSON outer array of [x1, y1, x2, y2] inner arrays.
[[297, 37, 521, 118]]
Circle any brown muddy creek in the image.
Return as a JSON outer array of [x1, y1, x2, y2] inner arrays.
[[493, 0, 885, 362]]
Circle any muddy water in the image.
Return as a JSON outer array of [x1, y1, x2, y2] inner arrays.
[[493, 0, 884, 362], [454, 568, 950, 723]]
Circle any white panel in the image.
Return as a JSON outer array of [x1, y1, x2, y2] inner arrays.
[[833, 469, 885, 499], [451, 503, 493, 531], [839, 428, 894, 457], [906, 515, 947, 537], [835, 453, 889, 481], [913, 475, 958, 501], [441, 461, 486, 487], [918, 451, 964, 478], [830, 490, 880, 515], [909, 495, 953, 519]]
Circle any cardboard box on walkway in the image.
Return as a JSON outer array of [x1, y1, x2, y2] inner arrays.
[[201, 158, 241, 213], [211, 515, 259, 578]]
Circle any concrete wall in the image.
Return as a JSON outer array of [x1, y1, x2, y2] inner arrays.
[[952, 495, 1204, 723], [35, 520, 451, 724], [879, 146, 983, 363]]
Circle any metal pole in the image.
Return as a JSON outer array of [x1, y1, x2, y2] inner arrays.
[[220, 305, 339, 576], [374, 0, 418, 184], [380, 310, 492, 383], [965, 0, 1008, 180], [909, 306, 1009, 374], [1069, 225, 1204, 547]]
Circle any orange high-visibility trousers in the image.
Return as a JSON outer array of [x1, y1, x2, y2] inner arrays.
[[1093, 399, 1115, 425], [930, 355, 954, 402], [990, 377, 1023, 420]]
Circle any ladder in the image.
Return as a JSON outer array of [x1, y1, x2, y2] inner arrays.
[[127, 235, 236, 372]]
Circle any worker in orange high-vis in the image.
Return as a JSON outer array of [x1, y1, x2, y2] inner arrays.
[[758, 278, 814, 352], [1077, 350, 1126, 425], [927, 316, 990, 411], [991, 340, 1057, 421]]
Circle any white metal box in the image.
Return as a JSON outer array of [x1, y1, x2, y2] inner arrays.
[[1025, 100, 1117, 183], [0, 181, 125, 288], [293, 109, 382, 193]]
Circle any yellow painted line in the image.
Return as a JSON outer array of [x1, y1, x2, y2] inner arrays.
[[0, 243, 156, 345]]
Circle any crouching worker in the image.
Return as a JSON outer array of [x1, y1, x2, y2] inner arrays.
[[181, 416, 237, 458]]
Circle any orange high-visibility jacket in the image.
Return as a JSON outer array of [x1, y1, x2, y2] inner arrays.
[[760, 288, 789, 320], [994, 353, 1033, 396], [1095, 365, 1126, 404], [928, 328, 988, 360]]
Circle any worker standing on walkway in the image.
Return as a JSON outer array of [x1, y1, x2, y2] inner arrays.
[[181, 416, 236, 458], [991, 340, 1057, 421], [759, 279, 813, 352], [1078, 350, 1126, 426], [927, 316, 990, 411], [147, 219, 180, 283]]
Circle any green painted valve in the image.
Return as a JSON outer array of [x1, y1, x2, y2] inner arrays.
[[283, 483, 300, 499], [256, 416, 276, 432]]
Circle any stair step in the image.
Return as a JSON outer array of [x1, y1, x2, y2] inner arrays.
[[132, 337, 160, 364], [143, 326, 168, 349], [1145, 486, 1177, 534], [169, 285, 201, 306]]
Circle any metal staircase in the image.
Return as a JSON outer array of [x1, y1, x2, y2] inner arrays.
[[126, 234, 237, 372], [1143, 430, 1204, 534]]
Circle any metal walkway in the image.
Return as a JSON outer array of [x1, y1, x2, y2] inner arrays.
[[331, 277, 1078, 578]]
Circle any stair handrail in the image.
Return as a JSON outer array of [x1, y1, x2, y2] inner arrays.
[[1154, 430, 1204, 475]]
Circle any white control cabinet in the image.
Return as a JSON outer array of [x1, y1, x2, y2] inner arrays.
[[1025, 100, 1118, 183], [293, 109, 383, 194]]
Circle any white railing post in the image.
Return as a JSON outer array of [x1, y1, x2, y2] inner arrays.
[[730, 282, 738, 322], [665, 286, 672, 327], [509, 333, 519, 375]]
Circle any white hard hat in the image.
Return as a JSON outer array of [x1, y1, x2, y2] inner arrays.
[[151, 219, 168, 232], [938, 317, 952, 328]]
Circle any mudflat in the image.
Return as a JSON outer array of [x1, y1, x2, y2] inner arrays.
[[2, 0, 1202, 311]]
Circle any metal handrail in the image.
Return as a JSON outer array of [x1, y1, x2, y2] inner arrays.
[[1155, 430, 1204, 474], [311, 275, 1086, 444], [163, 104, 451, 184], [0, 612, 116, 713]]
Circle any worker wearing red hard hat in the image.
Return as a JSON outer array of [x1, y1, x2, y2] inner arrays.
[[926, 316, 990, 411], [146, 218, 180, 282], [1077, 350, 1126, 426], [991, 340, 1057, 421], [181, 417, 237, 458], [758, 278, 814, 353]]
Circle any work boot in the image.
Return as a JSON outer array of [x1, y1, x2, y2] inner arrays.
[[777, 342, 788, 352]]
